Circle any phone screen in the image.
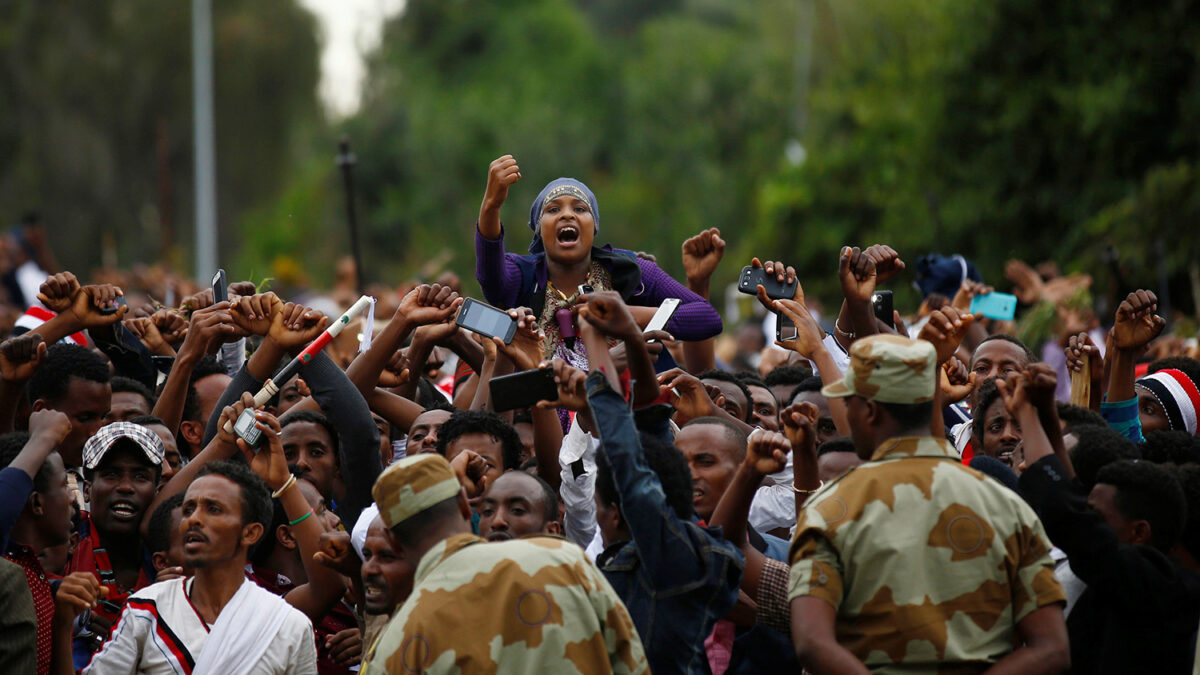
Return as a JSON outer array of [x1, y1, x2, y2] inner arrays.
[[459, 300, 515, 340]]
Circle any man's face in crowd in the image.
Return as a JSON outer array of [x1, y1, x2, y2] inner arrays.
[[702, 378, 748, 422], [362, 517, 414, 615], [478, 472, 560, 542], [143, 423, 183, 486], [676, 423, 741, 522], [88, 445, 159, 538], [792, 390, 839, 448], [194, 373, 232, 427], [1135, 386, 1171, 436], [38, 376, 111, 466], [283, 420, 339, 501], [1088, 483, 1144, 546], [181, 474, 260, 569], [109, 392, 150, 422], [36, 452, 74, 548], [970, 340, 1028, 384], [408, 410, 451, 455], [150, 505, 186, 574], [372, 413, 393, 465], [276, 376, 306, 415], [444, 432, 505, 486], [745, 385, 780, 431], [769, 383, 798, 411], [980, 397, 1022, 469], [817, 451, 863, 483], [297, 478, 341, 532], [513, 421, 535, 466], [538, 195, 595, 266]]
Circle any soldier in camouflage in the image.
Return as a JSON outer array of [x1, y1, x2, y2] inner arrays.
[[789, 334, 1070, 673], [361, 453, 648, 674]]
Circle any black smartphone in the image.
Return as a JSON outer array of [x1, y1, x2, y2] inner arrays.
[[489, 368, 558, 412], [737, 265, 797, 300], [456, 298, 518, 344], [99, 295, 126, 316], [872, 290, 894, 329], [212, 268, 227, 304]]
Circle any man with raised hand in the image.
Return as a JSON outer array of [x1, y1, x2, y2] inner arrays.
[[789, 334, 1069, 674], [361, 453, 646, 674]]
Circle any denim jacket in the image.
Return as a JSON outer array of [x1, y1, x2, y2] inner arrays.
[[587, 372, 743, 674]]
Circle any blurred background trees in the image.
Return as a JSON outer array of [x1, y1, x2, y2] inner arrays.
[[3, 0, 1198, 316]]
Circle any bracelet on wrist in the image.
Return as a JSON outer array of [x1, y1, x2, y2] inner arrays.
[[791, 481, 823, 496], [288, 510, 314, 527], [271, 473, 297, 499], [834, 320, 855, 339]]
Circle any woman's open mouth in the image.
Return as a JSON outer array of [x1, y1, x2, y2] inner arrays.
[[556, 225, 580, 246]]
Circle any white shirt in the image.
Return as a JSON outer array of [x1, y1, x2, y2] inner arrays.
[[83, 577, 316, 675]]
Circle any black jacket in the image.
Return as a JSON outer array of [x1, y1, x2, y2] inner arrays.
[[1020, 455, 1200, 674]]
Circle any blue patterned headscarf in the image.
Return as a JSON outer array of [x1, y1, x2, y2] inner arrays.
[[527, 178, 599, 254]]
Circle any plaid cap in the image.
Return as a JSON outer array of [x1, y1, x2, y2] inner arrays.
[[822, 334, 937, 404], [372, 454, 462, 529], [82, 421, 165, 470]]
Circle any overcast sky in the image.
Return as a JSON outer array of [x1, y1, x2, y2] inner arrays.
[[297, 0, 406, 118]]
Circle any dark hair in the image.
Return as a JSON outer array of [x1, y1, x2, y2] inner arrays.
[[434, 410, 522, 471], [280, 409, 341, 464], [972, 379, 1004, 444], [817, 436, 856, 456], [596, 431, 693, 520], [1070, 425, 1141, 491], [111, 376, 156, 407], [698, 369, 753, 422], [973, 334, 1037, 365], [146, 493, 185, 555], [1055, 403, 1106, 432], [1096, 460, 1186, 552], [0, 432, 56, 492], [787, 376, 826, 405], [424, 396, 456, 414], [877, 400, 934, 430], [194, 460, 272, 533], [734, 372, 769, 390], [28, 343, 110, 404], [1140, 430, 1200, 466], [1172, 465, 1200, 562], [764, 365, 814, 388], [682, 416, 748, 462], [180, 356, 227, 424], [1147, 357, 1200, 388], [389, 496, 463, 548]]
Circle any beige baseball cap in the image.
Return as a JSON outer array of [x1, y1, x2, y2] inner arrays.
[[372, 454, 462, 528], [821, 334, 937, 404]]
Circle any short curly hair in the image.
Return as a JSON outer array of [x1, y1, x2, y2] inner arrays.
[[1070, 424, 1141, 491], [698, 369, 753, 423], [1140, 430, 1200, 466], [764, 365, 814, 389], [146, 493, 184, 555], [1096, 459, 1187, 552], [434, 410, 522, 471], [28, 343, 110, 404]]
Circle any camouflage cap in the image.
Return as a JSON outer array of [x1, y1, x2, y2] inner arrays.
[[821, 334, 937, 404], [372, 454, 462, 528]]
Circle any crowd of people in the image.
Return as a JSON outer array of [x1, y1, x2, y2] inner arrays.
[[0, 155, 1198, 674]]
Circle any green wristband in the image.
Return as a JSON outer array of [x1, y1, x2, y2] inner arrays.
[[288, 510, 314, 527]]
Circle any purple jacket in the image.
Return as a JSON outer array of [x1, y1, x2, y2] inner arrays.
[[475, 226, 722, 341]]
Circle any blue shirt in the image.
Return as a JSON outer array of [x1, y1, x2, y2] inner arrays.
[[587, 372, 743, 674]]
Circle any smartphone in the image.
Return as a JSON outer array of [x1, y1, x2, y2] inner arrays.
[[872, 290, 894, 329], [456, 298, 518, 344], [233, 408, 265, 449], [489, 368, 558, 412], [776, 313, 798, 342], [737, 265, 797, 300], [577, 284, 595, 297], [211, 268, 227, 304], [644, 298, 681, 334], [99, 295, 126, 316], [970, 292, 1017, 321]]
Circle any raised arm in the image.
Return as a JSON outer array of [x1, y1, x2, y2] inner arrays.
[[770, 291, 851, 437], [0, 333, 45, 433], [476, 156, 526, 309], [1103, 290, 1165, 442], [679, 228, 725, 373]]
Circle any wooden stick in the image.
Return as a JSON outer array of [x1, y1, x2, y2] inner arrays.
[[1070, 352, 1091, 408]]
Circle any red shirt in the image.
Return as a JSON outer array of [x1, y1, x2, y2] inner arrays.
[[6, 543, 56, 675], [66, 513, 154, 629]]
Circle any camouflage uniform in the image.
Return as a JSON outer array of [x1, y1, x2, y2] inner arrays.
[[789, 335, 1066, 672], [361, 454, 647, 674]]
